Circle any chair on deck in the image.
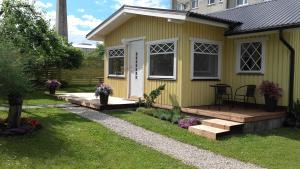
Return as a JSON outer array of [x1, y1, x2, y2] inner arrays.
[[234, 85, 257, 106], [211, 84, 233, 110]]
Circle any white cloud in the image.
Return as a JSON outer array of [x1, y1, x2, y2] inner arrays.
[[113, 0, 167, 9], [78, 8, 85, 13], [44, 10, 102, 44], [95, 0, 107, 5], [35, 1, 53, 9]]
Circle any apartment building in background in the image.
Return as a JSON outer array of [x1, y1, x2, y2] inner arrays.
[[172, 0, 269, 13]]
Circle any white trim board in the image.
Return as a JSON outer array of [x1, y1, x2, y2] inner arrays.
[[87, 6, 229, 41], [190, 38, 222, 80], [235, 38, 267, 74], [147, 38, 178, 80]]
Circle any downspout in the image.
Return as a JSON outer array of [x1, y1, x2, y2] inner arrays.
[[279, 29, 295, 112]]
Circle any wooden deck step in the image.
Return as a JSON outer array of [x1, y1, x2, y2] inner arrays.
[[201, 119, 244, 132], [188, 125, 230, 140]]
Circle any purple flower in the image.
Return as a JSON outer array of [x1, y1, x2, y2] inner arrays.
[[45, 80, 61, 89], [178, 117, 199, 129], [259, 81, 283, 100], [95, 83, 113, 97]]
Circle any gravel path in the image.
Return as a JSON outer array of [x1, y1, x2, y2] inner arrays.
[[65, 106, 264, 169]]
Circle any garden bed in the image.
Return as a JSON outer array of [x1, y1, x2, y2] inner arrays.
[[0, 118, 42, 137], [136, 107, 200, 129]]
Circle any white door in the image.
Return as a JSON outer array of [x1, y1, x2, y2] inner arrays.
[[129, 40, 144, 98]]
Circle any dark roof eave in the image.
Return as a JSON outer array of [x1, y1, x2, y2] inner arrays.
[[187, 12, 241, 25], [225, 23, 300, 36]]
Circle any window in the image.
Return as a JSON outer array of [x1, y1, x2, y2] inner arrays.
[[108, 47, 125, 77], [236, 0, 248, 6], [208, 0, 215, 5], [236, 39, 265, 74], [191, 39, 221, 79], [148, 39, 177, 79], [191, 0, 199, 8], [176, 3, 185, 10]]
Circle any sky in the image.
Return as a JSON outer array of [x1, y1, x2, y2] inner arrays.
[[33, 0, 171, 44]]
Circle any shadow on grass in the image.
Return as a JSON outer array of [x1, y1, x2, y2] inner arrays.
[[0, 109, 90, 160]]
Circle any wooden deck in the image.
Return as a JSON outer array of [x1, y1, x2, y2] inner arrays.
[[56, 93, 139, 110], [181, 105, 286, 123]]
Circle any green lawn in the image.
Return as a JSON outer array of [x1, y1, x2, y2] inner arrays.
[[108, 110, 300, 169], [58, 85, 96, 93], [0, 108, 195, 169], [0, 85, 96, 106], [0, 91, 66, 106]]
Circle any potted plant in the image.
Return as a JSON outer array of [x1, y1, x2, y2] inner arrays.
[[95, 83, 113, 105], [45, 80, 61, 95], [259, 81, 283, 112]]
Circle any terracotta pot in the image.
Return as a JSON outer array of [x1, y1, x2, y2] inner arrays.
[[264, 94, 278, 112], [100, 94, 109, 105]]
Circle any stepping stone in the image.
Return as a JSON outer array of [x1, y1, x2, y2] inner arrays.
[[188, 125, 230, 140]]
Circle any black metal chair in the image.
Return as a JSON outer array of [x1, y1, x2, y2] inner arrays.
[[211, 84, 233, 110], [234, 85, 257, 106]]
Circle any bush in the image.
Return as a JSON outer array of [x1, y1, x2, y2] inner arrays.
[[159, 112, 172, 121], [152, 110, 162, 118], [143, 84, 165, 108], [171, 114, 182, 124], [136, 107, 154, 116]]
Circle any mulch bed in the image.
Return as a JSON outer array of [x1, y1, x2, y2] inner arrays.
[[0, 118, 42, 137]]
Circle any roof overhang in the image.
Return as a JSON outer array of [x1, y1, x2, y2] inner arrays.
[[86, 6, 235, 41]]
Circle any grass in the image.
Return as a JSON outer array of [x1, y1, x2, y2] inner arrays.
[[0, 91, 66, 106], [108, 110, 300, 169], [0, 108, 195, 169], [0, 85, 96, 106], [58, 85, 96, 93]]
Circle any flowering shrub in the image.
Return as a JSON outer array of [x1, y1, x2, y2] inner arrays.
[[95, 83, 113, 97], [45, 80, 61, 89], [259, 81, 283, 100], [0, 118, 42, 136], [178, 117, 199, 129]]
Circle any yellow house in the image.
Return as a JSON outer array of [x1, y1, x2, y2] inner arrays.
[[87, 0, 300, 110]]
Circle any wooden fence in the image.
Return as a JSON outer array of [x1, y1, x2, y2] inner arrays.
[[61, 58, 104, 85]]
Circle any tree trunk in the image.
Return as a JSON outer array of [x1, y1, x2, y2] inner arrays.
[[7, 95, 23, 129]]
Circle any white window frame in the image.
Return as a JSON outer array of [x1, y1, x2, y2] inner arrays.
[[190, 38, 222, 80], [236, 38, 266, 74], [107, 45, 126, 78], [191, 0, 199, 9], [177, 3, 185, 10], [208, 0, 216, 5], [146, 38, 178, 80], [236, 0, 248, 7]]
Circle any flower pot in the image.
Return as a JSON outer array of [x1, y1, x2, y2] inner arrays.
[[264, 95, 278, 112], [100, 94, 109, 105], [49, 87, 56, 95]]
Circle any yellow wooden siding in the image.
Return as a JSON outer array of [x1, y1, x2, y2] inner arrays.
[[180, 22, 226, 107], [181, 28, 300, 107], [289, 29, 300, 101], [103, 14, 300, 107], [104, 15, 184, 105], [222, 30, 300, 106]]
